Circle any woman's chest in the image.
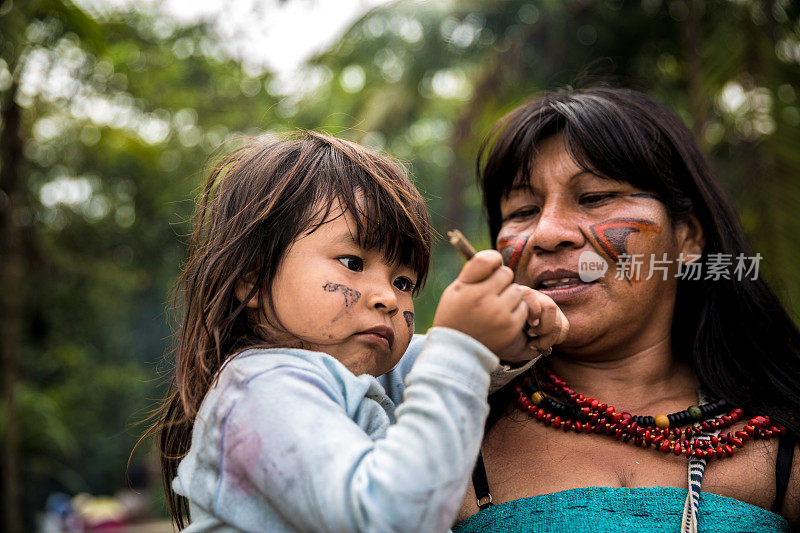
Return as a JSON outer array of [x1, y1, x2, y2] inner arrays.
[[456, 418, 778, 522]]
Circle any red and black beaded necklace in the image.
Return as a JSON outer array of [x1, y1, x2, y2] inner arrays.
[[514, 363, 785, 460]]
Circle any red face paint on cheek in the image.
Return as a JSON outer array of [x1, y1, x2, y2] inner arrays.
[[587, 218, 663, 283], [497, 235, 529, 271], [588, 218, 663, 263]]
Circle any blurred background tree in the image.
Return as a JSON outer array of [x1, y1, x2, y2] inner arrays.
[[1, 0, 798, 530]]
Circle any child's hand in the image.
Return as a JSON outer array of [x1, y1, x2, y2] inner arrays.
[[433, 250, 528, 354], [495, 287, 569, 364]]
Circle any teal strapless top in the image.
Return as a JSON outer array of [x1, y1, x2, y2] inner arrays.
[[452, 487, 790, 532]]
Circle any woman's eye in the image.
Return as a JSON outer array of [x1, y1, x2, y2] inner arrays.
[[580, 193, 617, 206], [338, 256, 364, 272], [393, 276, 415, 292], [503, 206, 540, 221]]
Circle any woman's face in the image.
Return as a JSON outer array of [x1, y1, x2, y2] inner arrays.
[[496, 135, 704, 359]]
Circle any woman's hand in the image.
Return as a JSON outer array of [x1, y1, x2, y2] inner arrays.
[[433, 250, 530, 354], [495, 287, 569, 365]]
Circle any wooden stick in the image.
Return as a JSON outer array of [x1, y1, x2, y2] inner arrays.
[[448, 227, 552, 360], [447, 229, 477, 260]]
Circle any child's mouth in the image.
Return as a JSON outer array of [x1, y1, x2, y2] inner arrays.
[[357, 325, 394, 350]]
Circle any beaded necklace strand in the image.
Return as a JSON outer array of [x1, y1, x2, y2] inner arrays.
[[514, 365, 785, 460]]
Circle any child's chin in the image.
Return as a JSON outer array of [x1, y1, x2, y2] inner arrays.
[[347, 350, 401, 377]]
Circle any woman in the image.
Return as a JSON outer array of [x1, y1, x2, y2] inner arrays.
[[452, 87, 800, 531]]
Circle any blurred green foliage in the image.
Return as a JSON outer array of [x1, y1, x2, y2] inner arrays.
[[1, 0, 799, 528]]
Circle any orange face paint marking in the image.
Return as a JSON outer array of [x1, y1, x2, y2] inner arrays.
[[496, 235, 529, 272], [588, 218, 663, 283], [588, 218, 663, 263]]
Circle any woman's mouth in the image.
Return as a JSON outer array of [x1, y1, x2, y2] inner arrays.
[[538, 277, 586, 290], [537, 279, 596, 302], [534, 270, 597, 303]]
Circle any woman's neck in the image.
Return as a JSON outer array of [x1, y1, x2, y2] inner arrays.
[[548, 334, 700, 413]]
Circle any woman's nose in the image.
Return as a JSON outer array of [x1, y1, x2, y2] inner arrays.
[[529, 204, 584, 253]]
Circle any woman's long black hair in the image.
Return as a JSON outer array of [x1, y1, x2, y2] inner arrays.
[[478, 87, 800, 434]]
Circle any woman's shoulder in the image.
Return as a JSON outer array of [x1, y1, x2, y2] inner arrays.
[[778, 437, 800, 526]]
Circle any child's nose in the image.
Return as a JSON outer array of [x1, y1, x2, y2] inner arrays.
[[367, 281, 399, 317]]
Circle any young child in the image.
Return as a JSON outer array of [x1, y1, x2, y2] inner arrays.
[[156, 131, 564, 532]]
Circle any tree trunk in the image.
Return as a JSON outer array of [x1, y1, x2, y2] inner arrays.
[[1, 81, 24, 533], [737, 5, 780, 276], [680, 0, 707, 146]]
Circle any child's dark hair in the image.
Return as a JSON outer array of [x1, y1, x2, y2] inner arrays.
[[150, 131, 432, 528]]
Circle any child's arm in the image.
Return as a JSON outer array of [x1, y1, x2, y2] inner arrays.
[[432, 249, 528, 353], [444, 229, 569, 363], [379, 253, 569, 401], [176, 329, 497, 532], [175, 251, 528, 532]]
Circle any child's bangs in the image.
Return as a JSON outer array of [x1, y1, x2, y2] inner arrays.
[[351, 188, 429, 279], [310, 150, 431, 291]]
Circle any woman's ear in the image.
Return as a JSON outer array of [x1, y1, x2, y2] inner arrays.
[[677, 213, 705, 259], [235, 279, 261, 309]]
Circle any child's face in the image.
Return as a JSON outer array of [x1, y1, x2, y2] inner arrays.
[[267, 206, 418, 376]]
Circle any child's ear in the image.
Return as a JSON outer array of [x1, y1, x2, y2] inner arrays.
[[235, 279, 261, 309], [676, 213, 705, 259]]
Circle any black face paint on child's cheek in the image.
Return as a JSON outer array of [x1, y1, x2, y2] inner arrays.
[[496, 235, 529, 272], [587, 218, 663, 283], [403, 311, 414, 340], [322, 282, 361, 320]]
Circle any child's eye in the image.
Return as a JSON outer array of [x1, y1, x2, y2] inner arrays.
[[503, 206, 540, 222], [393, 276, 415, 292], [580, 193, 618, 206], [338, 256, 364, 272]]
